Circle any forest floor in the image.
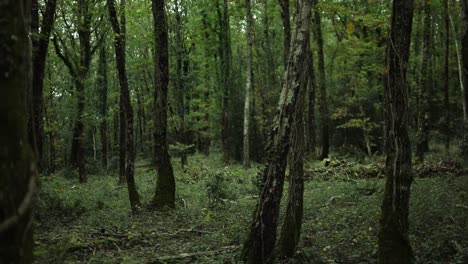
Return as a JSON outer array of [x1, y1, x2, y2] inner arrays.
[[34, 153, 467, 264]]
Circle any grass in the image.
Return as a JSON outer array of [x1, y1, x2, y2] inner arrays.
[[34, 153, 467, 263]]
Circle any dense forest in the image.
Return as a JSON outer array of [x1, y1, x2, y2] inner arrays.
[[1, 0, 468, 263]]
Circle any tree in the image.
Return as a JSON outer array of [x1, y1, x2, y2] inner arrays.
[[152, 0, 176, 209], [307, 43, 318, 156], [443, 0, 450, 156], [243, 0, 254, 167], [31, 0, 57, 172], [52, 0, 104, 183], [241, 0, 312, 262], [461, 0, 468, 159], [416, 0, 431, 161], [279, 0, 291, 67], [378, 0, 415, 263], [312, 0, 330, 160], [107, 0, 141, 215], [0, 0, 35, 262], [97, 45, 109, 169], [276, 41, 309, 260]]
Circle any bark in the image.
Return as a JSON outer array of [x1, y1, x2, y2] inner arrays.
[[243, 0, 253, 167], [97, 45, 109, 169], [0, 0, 35, 262], [312, 0, 330, 160], [152, 0, 176, 209], [378, 0, 415, 263], [416, 0, 431, 161], [278, 0, 291, 67], [108, 0, 141, 214], [276, 43, 308, 259], [241, 0, 312, 262], [461, 0, 468, 159], [31, 0, 57, 172]]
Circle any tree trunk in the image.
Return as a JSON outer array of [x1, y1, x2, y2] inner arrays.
[[0, 1, 35, 262], [378, 0, 415, 263], [174, 0, 188, 168], [243, 0, 253, 167], [97, 45, 109, 169], [443, 0, 450, 156], [307, 46, 317, 156], [108, 0, 141, 214], [460, 0, 468, 159], [416, 0, 431, 161], [312, 0, 330, 160], [241, 0, 312, 262], [152, 0, 176, 209], [276, 42, 308, 260], [278, 0, 291, 67], [31, 0, 57, 172]]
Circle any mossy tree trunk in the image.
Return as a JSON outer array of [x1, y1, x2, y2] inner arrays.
[[278, 0, 291, 67], [108, 0, 141, 215], [378, 0, 415, 263], [0, 0, 35, 262], [241, 0, 312, 262], [276, 41, 309, 259], [152, 0, 176, 209]]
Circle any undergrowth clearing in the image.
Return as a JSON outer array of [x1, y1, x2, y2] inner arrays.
[[34, 154, 468, 263]]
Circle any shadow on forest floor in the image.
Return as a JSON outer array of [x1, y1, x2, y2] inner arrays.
[[34, 153, 468, 263]]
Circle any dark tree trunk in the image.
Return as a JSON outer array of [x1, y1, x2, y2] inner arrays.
[[443, 0, 450, 156], [174, 0, 188, 168], [108, 0, 141, 214], [152, 0, 176, 209], [216, 0, 233, 163], [307, 46, 317, 156], [460, 0, 468, 159], [97, 45, 109, 169], [52, 0, 94, 183], [31, 0, 57, 172], [378, 0, 415, 263], [278, 0, 291, 67], [241, 0, 312, 262], [0, 1, 35, 262], [416, 0, 431, 161], [312, 0, 330, 160]]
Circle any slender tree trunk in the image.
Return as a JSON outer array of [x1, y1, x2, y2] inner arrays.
[[31, 0, 57, 172], [152, 0, 176, 209], [119, 92, 126, 183], [307, 46, 317, 156], [443, 0, 450, 156], [215, 0, 233, 163], [378, 0, 415, 263], [460, 0, 468, 159], [241, 0, 312, 262], [416, 0, 432, 161], [174, 0, 188, 168], [108, 0, 141, 214], [0, 1, 35, 262], [243, 0, 253, 167], [278, 0, 291, 67], [312, 0, 330, 160], [97, 45, 109, 169]]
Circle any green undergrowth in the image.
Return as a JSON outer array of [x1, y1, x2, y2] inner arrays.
[[34, 154, 467, 263]]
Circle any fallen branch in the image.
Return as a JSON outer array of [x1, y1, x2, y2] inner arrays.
[[154, 245, 240, 262]]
